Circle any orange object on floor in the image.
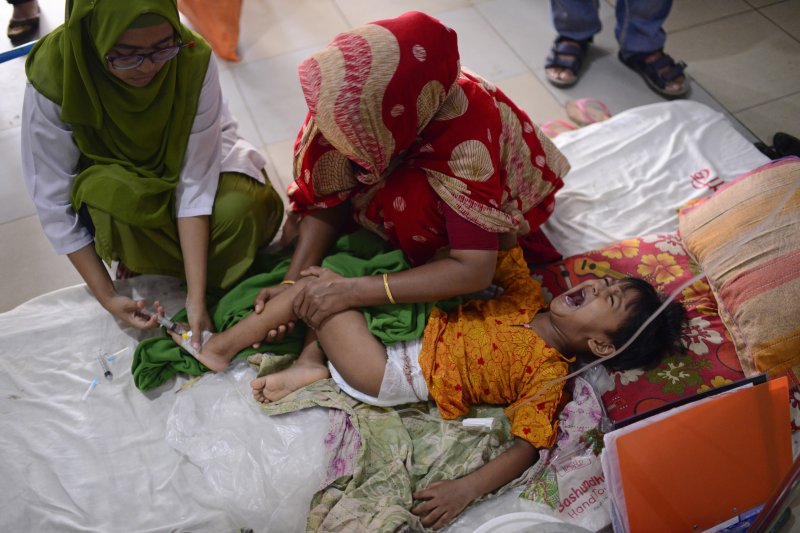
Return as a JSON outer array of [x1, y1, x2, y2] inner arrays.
[[611, 377, 792, 533], [178, 0, 242, 62]]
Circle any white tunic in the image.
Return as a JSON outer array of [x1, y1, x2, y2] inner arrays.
[[20, 54, 267, 255]]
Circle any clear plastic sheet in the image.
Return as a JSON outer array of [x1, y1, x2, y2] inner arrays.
[[165, 359, 331, 533]]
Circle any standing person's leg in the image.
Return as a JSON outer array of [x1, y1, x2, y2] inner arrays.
[[545, 0, 601, 87], [615, 0, 688, 98]]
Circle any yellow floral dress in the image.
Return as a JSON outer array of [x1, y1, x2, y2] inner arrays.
[[419, 246, 570, 448]]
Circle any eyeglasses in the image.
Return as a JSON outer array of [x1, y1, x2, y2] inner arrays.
[[105, 40, 194, 71]]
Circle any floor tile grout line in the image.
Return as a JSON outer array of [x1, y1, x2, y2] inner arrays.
[[733, 89, 800, 114], [470, 3, 567, 107], [753, 4, 800, 46]]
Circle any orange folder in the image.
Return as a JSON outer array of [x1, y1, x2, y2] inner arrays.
[[614, 377, 792, 532]]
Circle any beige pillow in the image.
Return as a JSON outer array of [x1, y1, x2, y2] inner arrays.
[[679, 157, 800, 377]]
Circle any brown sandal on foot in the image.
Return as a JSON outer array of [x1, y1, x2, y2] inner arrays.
[[7, 0, 39, 45]]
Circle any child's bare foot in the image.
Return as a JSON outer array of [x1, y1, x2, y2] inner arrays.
[[168, 329, 230, 372], [251, 361, 330, 403]]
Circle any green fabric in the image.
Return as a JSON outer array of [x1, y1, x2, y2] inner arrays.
[[259, 380, 529, 532], [96, 172, 283, 288], [25, 0, 212, 260], [133, 229, 453, 391]]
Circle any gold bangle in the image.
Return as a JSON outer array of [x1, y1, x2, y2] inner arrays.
[[280, 279, 296, 285], [382, 272, 396, 304]]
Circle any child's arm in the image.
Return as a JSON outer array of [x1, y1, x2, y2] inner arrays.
[[411, 438, 538, 530]]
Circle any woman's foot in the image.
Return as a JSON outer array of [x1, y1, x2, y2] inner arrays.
[[250, 360, 330, 403]]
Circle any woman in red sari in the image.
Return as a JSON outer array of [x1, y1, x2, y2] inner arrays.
[[256, 11, 570, 330]]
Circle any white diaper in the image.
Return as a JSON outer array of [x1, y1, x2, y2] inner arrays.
[[328, 338, 429, 407]]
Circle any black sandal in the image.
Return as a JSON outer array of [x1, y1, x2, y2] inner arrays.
[[545, 36, 591, 88], [619, 49, 689, 99]]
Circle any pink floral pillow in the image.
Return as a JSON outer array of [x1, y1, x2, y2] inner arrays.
[[530, 233, 745, 424]]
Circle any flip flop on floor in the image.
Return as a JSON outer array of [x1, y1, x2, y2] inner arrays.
[[540, 119, 578, 139], [565, 98, 611, 127]]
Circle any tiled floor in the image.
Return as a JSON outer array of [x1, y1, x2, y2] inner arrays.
[[1, 0, 799, 312]]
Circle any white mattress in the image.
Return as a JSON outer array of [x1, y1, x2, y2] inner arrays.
[[0, 101, 769, 532], [544, 100, 768, 257]]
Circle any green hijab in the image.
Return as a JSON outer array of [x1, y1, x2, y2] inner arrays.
[[25, 0, 212, 241]]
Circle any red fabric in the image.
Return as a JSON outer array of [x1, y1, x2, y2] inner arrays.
[[287, 11, 568, 265], [443, 203, 498, 251]]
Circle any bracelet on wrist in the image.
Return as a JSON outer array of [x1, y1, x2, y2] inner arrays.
[[382, 272, 397, 305]]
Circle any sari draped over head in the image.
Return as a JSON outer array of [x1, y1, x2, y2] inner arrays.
[[289, 11, 570, 265], [25, 0, 211, 261]]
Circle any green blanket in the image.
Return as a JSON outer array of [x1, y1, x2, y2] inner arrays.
[[132, 229, 451, 391]]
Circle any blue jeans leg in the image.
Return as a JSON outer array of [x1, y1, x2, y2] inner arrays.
[[615, 0, 672, 55], [550, 0, 602, 42]]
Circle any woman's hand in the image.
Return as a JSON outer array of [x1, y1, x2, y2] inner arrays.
[[292, 266, 355, 329], [104, 295, 161, 330], [185, 297, 214, 352], [411, 478, 478, 530], [250, 285, 296, 347]]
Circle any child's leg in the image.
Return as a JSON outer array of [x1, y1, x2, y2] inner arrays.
[[316, 309, 388, 397], [177, 279, 308, 372], [250, 309, 389, 402]]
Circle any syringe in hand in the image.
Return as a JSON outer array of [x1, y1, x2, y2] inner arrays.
[[136, 309, 212, 357], [136, 309, 185, 334]]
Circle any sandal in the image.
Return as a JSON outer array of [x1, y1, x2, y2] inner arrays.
[[773, 132, 800, 158], [565, 98, 611, 127], [545, 36, 590, 88], [7, 0, 39, 45], [619, 50, 688, 99], [540, 119, 578, 139]]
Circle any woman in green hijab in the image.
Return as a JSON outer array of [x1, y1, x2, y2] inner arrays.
[[21, 0, 284, 346]]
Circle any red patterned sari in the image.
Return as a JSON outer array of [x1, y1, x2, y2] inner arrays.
[[288, 11, 570, 265]]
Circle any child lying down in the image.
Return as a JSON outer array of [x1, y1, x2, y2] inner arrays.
[[165, 241, 684, 530]]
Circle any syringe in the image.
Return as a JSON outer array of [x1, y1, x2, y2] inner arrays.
[[97, 354, 113, 381], [136, 309, 184, 333], [135, 309, 211, 357]]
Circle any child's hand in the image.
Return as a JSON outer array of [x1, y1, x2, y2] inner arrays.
[[411, 478, 477, 530]]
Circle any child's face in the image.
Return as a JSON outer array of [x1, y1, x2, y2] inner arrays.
[[548, 278, 638, 357]]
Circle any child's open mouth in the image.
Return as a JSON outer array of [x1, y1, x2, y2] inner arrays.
[[564, 288, 586, 308]]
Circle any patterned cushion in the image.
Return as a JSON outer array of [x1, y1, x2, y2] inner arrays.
[[678, 157, 800, 378], [529, 233, 744, 424]]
